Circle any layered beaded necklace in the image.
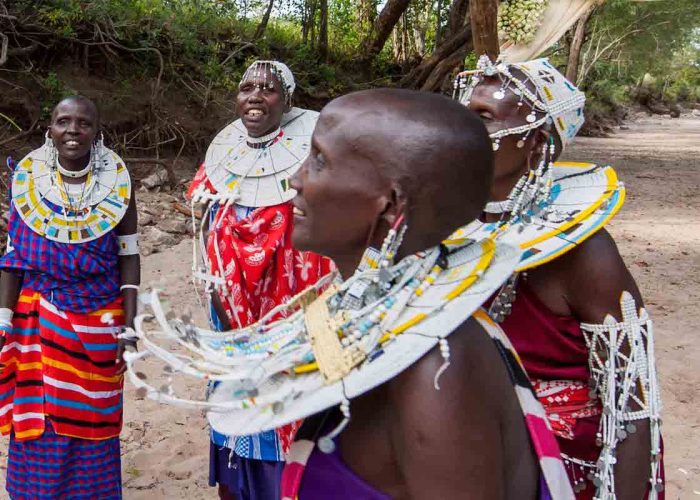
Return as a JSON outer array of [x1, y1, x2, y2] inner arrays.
[[126, 217, 503, 414]]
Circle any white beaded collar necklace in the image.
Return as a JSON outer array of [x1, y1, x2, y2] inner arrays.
[[246, 127, 281, 145], [56, 159, 92, 178]]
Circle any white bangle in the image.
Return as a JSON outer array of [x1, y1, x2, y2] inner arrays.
[[120, 284, 140, 291], [0, 307, 13, 327]]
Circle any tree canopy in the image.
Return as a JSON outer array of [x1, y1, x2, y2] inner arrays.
[[0, 0, 698, 155]]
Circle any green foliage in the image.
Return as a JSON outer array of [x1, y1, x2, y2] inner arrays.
[[38, 72, 76, 119], [575, 0, 700, 106], [2, 0, 699, 139]]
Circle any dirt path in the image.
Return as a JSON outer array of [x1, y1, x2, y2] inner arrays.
[[567, 113, 700, 499], [0, 113, 698, 499]]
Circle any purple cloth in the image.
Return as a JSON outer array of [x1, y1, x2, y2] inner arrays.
[[297, 438, 553, 499], [209, 441, 283, 500], [298, 441, 391, 500], [540, 474, 553, 500], [6, 421, 121, 499]]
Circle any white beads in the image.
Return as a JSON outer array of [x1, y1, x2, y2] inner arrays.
[[433, 338, 451, 390]]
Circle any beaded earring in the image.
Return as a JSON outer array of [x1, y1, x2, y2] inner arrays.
[[90, 132, 105, 172], [45, 130, 58, 170], [507, 137, 555, 226]]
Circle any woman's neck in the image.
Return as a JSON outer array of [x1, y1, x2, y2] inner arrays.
[[483, 165, 527, 222], [57, 155, 91, 184], [58, 154, 90, 171], [334, 252, 365, 280], [246, 126, 281, 148]]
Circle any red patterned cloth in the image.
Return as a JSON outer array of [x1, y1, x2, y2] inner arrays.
[[188, 164, 335, 457], [189, 163, 335, 328], [532, 380, 601, 441]]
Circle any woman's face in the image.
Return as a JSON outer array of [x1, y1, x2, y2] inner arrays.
[[289, 107, 392, 264], [49, 99, 98, 164], [237, 66, 287, 138], [466, 75, 545, 186]]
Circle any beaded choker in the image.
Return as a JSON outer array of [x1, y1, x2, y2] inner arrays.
[[57, 159, 92, 178], [246, 127, 281, 145]]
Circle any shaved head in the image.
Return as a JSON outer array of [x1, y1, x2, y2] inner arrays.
[[323, 89, 493, 251], [291, 88, 494, 271]]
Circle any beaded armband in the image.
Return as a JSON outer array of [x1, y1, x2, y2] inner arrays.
[[118, 233, 139, 256], [580, 292, 663, 498]]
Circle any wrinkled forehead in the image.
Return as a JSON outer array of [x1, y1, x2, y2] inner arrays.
[[51, 98, 98, 124]]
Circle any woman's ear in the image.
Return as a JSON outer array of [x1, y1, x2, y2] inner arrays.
[[379, 186, 407, 228]]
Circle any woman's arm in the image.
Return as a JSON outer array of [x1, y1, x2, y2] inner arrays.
[[115, 187, 140, 372], [565, 230, 656, 499], [0, 270, 23, 350]]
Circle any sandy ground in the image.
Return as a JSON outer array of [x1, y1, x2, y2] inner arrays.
[[0, 113, 698, 499]]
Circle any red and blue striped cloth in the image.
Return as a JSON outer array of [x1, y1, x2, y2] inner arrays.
[[0, 290, 124, 441], [0, 290, 124, 498]]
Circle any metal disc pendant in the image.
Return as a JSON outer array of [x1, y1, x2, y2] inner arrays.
[[318, 436, 336, 454], [516, 140, 525, 148], [493, 90, 505, 100], [526, 113, 537, 123]]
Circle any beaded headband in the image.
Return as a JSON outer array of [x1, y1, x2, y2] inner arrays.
[[454, 55, 586, 152], [240, 60, 296, 105]]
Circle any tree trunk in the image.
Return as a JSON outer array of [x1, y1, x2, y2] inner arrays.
[[361, 0, 412, 62], [253, 0, 275, 40], [318, 0, 329, 61], [434, 0, 443, 47], [392, 26, 401, 60], [302, 0, 310, 43], [469, 0, 499, 60], [566, 7, 594, 84], [413, 23, 426, 57], [308, 0, 318, 46], [421, 47, 468, 91], [400, 23, 472, 90], [448, 0, 470, 38]]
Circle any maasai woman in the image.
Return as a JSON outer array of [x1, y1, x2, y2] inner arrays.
[[129, 89, 575, 499], [455, 57, 663, 499], [0, 95, 139, 499], [187, 61, 333, 499]]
